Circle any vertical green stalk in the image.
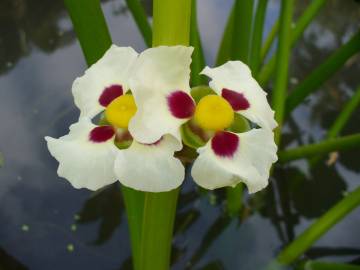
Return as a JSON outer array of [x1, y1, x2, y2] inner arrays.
[[277, 186, 360, 265], [139, 1, 191, 270], [260, 20, 279, 65], [64, 0, 111, 66], [258, 0, 327, 85], [249, 0, 268, 75], [272, 0, 294, 145], [226, 184, 244, 216], [122, 187, 144, 270], [125, 0, 152, 47], [215, 5, 235, 66], [190, 0, 206, 86], [232, 0, 254, 63]]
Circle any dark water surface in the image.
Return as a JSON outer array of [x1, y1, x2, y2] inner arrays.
[[0, 0, 359, 269]]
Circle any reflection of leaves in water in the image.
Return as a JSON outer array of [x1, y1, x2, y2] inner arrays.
[[76, 184, 123, 245], [306, 246, 360, 260], [288, 165, 347, 219], [185, 215, 231, 270], [195, 260, 225, 270], [0, 247, 28, 270], [0, 0, 75, 74]]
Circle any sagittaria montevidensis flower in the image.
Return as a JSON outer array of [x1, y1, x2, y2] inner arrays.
[[45, 45, 278, 194]]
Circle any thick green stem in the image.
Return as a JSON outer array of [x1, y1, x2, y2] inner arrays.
[[277, 186, 360, 265], [285, 31, 360, 115], [122, 187, 144, 270], [140, 189, 180, 270], [139, 1, 191, 269], [232, 0, 254, 63], [258, 0, 327, 85], [249, 0, 268, 75], [271, 0, 294, 146], [125, 0, 152, 47], [190, 0, 206, 86], [279, 133, 360, 163], [226, 184, 244, 216]]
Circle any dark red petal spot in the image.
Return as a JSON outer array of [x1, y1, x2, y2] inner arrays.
[[89, 126, 115, 143], [211, 131, 239, 158], [98, 84, 123, 107], [167, 90, 195, 119], [221, 88, 250, 111]]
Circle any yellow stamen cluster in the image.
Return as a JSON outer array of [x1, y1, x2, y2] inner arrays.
[[194, 95, 234, 131], [105, 94, 137, 128]]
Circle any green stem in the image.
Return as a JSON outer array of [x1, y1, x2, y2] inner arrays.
[[259, 19, 279, 65], [285, 30, 360, 115], [327, 85, 360, 139], [122, 187, 144, 270], [226, 184, 244, 216], [258, 0, 327, 85], [190, 0, 206, 86], [64, 0, 112, 66], [279, 133, 360, 163], [125, 0, 152, 47], [271, 0, 294, 146], [215, 5, 235, 66], [139, 1, 191, 269], [140, 190, 180, 270], [310, 85, 360, 165], [249, 0, 268, 75], [232, 0, 254, 63], [277, 186, 360, 265]]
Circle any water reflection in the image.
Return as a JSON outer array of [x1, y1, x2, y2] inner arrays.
[[0, 0, 359, 269]]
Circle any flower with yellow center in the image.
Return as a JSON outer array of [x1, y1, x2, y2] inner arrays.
[[194, 95, 234, 132], [105, 94, 137, 129]]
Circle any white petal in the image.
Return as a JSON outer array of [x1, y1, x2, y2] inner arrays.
[[201, 61, 277, 130], [129, 46, 194, 144], [72, 45, 138, 119], [191, 129, 278, 193], [114, 135, 185, 192], [45, 118, 118, 190]]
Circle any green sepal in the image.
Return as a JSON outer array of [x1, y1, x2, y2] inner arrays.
[[190, 85, 216, 103], [115, 140, 132, 150], [180, 122, 206, 149], [227, 113, 250, 133]]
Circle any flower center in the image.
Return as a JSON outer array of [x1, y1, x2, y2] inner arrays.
[[105, 94, 137, 128], [194, 95, 234, 131]]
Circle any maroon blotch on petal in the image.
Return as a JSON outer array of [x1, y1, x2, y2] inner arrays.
[[211, 131, 239, 158], [99, 84, 123, 107], [89, 126, 115, 143], [222, 88, 250, 111], [167, 90, 195, 119]]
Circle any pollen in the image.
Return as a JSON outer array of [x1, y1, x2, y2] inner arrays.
[[105, 94, 137, 129], [194, 95, 234, 131]]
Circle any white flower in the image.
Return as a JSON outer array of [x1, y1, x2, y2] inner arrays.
[[189, 61, 278, 193], [201, 61, 277, 130], [191, 129, 278, 193], [46, 45, 189, 192], [128, 46, 195, 145]]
